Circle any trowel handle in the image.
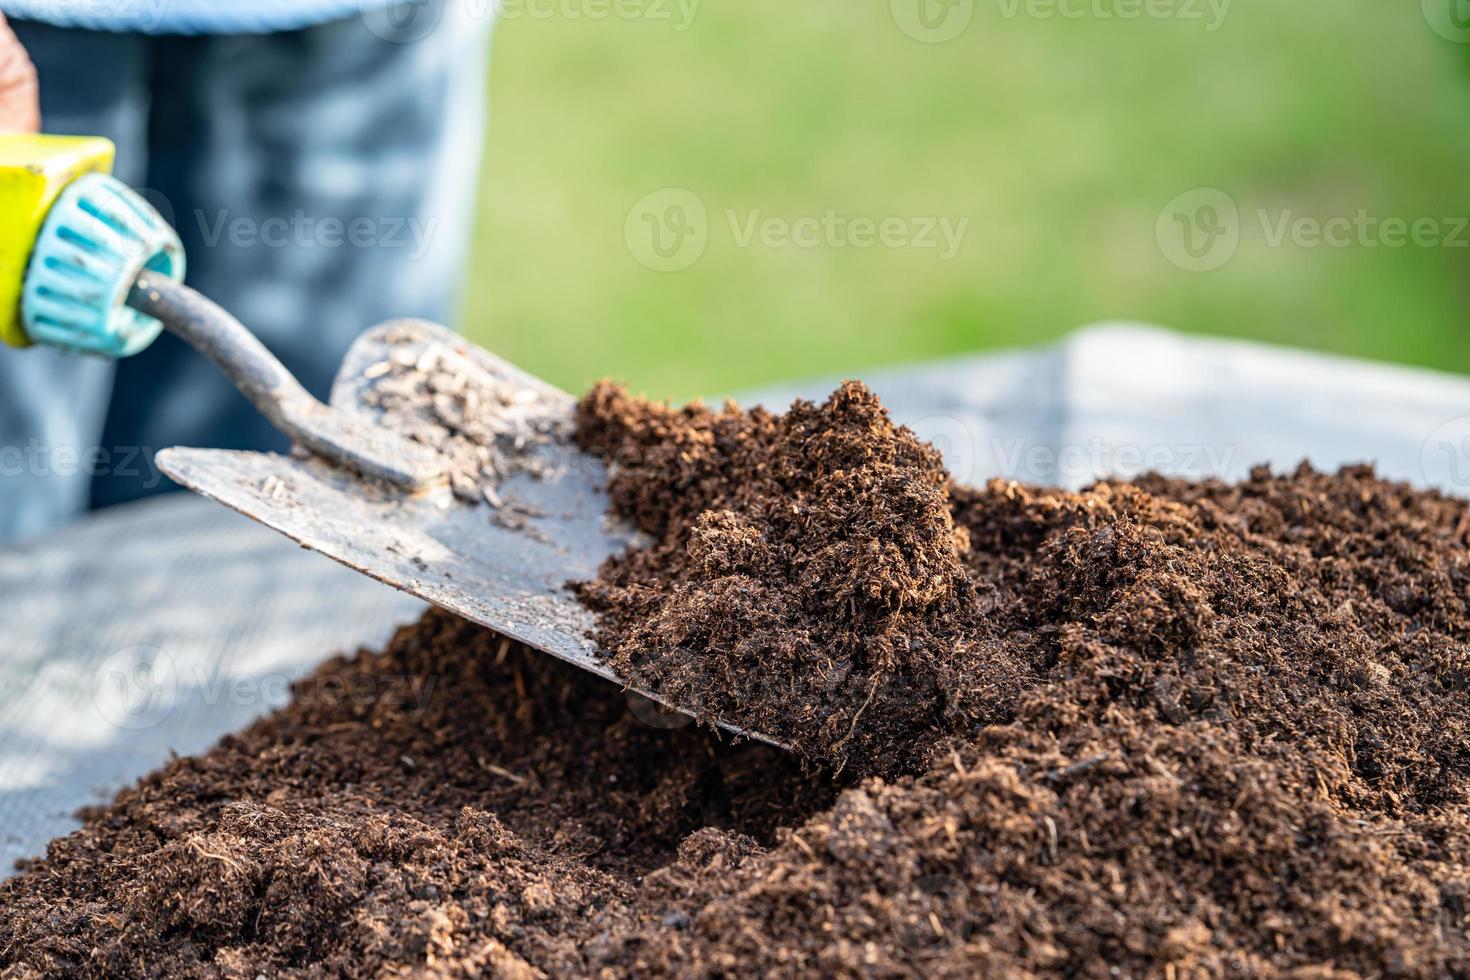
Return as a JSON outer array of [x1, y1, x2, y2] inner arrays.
[[126, 271, 320, 444], [18, 164, 317, 429], [10, 160, 443, 490], [124, 271, 444, 490]]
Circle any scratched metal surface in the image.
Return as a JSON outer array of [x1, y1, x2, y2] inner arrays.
[[156, 322, 786, 749]]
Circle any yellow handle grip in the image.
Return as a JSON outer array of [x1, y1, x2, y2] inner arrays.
[[0, 134, 116, 348]]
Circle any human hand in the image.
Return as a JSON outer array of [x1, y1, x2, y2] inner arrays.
[[0, 15, 37, 134]]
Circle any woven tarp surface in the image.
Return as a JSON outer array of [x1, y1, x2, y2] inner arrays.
[[4, 323, 1470, 875], [0, 496, 424, 873]]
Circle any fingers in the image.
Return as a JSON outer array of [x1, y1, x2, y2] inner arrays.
[[0, 14, 38, 134]]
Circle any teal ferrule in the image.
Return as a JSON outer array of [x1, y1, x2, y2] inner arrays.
[[21, 172, 185, 358]]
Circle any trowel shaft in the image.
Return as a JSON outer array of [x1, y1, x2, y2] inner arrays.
[[126, 271, 443, 491]]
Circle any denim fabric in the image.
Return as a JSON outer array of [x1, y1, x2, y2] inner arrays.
[[0, 0, 396, 35], [0, 4, 490, 542]]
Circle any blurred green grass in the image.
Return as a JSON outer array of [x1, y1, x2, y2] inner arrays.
[[465, 0, 1470, 400]]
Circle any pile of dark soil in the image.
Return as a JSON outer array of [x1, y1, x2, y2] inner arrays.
[[0, 612, 830, 977], [5, 379, 1470, 977], [574, 379, 1027, 776]]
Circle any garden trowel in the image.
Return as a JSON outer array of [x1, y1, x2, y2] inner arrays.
[[1, 135, 783, 749]]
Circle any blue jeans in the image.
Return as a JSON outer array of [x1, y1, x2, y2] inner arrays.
[[0, 6, 490, 543]]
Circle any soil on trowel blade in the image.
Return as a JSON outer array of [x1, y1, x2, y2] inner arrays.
[[5, 378, 1470, 978]]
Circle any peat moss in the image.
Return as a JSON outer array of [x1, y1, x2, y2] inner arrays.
[[574, 379, 1028, 776], [5, 381, 1470, 977]]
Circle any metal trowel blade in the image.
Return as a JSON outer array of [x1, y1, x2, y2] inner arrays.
[[156, 321, 785, 750]]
